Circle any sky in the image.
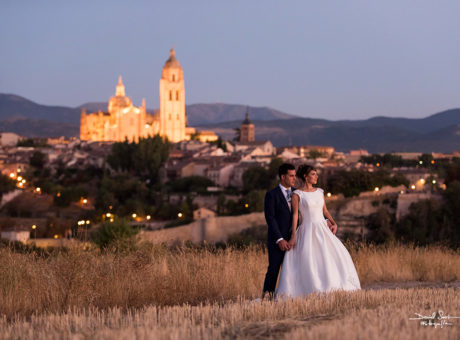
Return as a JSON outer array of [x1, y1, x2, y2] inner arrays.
[[1, 0, 460, 120]]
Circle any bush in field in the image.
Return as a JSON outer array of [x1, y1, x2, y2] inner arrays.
[[91, 219, 140, 252], [227, 225, 267, 248]]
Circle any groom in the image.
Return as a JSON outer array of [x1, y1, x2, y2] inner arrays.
[[262, 163, 296, 298]]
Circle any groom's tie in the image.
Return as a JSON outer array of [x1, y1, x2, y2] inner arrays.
[[286, 189, 292, 202]]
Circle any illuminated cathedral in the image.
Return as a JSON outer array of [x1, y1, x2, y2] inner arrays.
[[80, 49, 216, 143]]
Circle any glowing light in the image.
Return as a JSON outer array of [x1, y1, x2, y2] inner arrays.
[[327, 192, 332, 197], [244, 203, 249, 208], [146, 215, 151, 220], [374, 187, 379, 192], [86, 220, 90, 225], [17, 168, 21, 173], [106, 213, 111, 218], [54, 235, 59, 239], [145, 124, 150, 128], [35, 187, 41, 192], [110, 218, 114, 222], [376, 163, 380, 167], [21, 179, 26, 184], [9, 173, 15, 178], [411, 185, 416, 190], [56, 192, 61, 197], [132, 213, 137, 218], [17, 176, 23, 181], [431, 160, 435, 164], [31, 225, 37, 229], [82, 198, 88, 204], [177, 212, 183, 218], [18, 182, 23, 187], [419, 161, 423, 165], [419, 178, 426, 185], [432, 180, 437, 184], [400, 190, 404, 194]]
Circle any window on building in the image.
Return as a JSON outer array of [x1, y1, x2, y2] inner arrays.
[[169, 114, 172, 120], [172, 74, 176, 81], [169, 91, 172, 101], [176, 91, 179, 100], [176, 114, 179, 120]]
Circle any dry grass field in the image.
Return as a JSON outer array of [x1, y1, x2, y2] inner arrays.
[[0, 243, 459, 339]]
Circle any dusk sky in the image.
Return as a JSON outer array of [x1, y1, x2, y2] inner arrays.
[[1, 0, 459, 120]]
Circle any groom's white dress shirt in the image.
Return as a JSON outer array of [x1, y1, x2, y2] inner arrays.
[[276, 184, 292, 244]]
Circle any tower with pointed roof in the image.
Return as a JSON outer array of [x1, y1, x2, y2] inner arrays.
[[80, 48, 213, 143], [159, 48, 186, 143], [240, 107, 255, 142]]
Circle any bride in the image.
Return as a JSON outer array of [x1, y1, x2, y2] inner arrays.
[[276, 165, 361, 297]]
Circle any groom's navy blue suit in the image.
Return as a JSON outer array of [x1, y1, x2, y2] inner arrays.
[[263, 185, 294, 295]]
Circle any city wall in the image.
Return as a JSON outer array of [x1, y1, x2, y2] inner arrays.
[[140, 212, 265, 245]]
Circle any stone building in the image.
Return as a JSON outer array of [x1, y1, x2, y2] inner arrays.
[[239, 108, 255, 143], [80, 49, 196, 143]]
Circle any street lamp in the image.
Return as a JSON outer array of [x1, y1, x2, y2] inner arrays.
[[32, 224, 37, 239], [177, 212, 183, 218]]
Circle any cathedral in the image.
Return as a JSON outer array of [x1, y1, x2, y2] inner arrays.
[[80, 49, 213, 143]]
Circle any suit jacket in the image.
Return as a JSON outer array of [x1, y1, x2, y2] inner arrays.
[[264, 186, 294, 245]]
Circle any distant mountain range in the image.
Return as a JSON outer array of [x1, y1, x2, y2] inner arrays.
[[0, 93, 459, 152]]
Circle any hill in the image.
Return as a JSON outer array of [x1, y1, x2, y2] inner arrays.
[[1, 93, 459, 152]]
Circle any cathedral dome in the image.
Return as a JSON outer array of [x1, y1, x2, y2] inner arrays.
[[108, 76, 133, 112], [163, 48, 181, 69]]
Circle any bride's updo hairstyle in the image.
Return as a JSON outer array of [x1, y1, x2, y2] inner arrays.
[[296, 164, 316, 183]]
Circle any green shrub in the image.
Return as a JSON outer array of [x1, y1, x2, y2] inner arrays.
[[91, 219, 140, 252]]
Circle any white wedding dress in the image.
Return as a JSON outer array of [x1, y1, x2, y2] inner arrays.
[[276, 188, 361, 298]]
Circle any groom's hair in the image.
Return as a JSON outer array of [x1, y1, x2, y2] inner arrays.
[[278, 163, 295, 178]]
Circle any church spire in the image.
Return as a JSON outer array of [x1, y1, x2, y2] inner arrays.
[[116, 75, 125, 97], [243, 106, 252, 124]]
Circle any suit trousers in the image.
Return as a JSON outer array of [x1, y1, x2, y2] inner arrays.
[[262, 241, 286, 294]]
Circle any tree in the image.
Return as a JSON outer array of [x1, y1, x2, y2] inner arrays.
[[244, 190, 265, 212], [308, 150, 325, 160], [233, 127, 241, 142], [242, 166, 271, 193], [365, 208, 395, 244], [91, 218, 140, 252], [0, 174, 16, 200], [396, 199, 445, 245], [445, 165, 460, 185], [29, 151, 46, 169], [107, 135, 171, 182], [169, 176, 214, 193], [208, 136, 227, 152]]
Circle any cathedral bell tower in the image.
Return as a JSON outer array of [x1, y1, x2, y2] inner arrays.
[[159, 48, 186, 142]]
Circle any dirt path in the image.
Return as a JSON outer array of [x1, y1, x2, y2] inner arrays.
[[363, 281, 460, 290]]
